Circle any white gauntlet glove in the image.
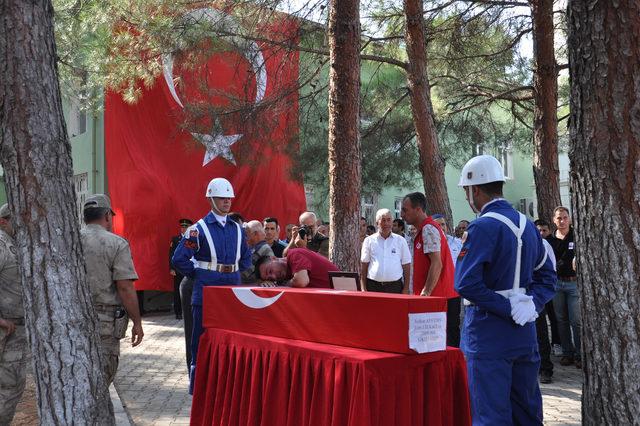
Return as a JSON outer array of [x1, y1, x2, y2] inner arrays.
[[509, 293, 538, 326]]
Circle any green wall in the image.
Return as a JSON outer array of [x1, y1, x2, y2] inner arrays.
[[0, 101, 106, 212]]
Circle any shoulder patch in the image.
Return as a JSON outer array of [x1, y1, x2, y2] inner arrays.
[[189, 228, 199, 239], [458, 248, 468, 259]]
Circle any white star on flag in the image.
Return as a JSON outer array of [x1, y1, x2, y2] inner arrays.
[[191, 122, 242, 166]]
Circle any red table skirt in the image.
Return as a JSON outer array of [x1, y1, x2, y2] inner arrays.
[[191, 328, 471, 426]]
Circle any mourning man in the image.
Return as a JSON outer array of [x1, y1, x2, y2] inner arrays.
[[257, 248, 339, 288]]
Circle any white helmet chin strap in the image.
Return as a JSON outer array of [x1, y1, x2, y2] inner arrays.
[[468, 186, 480, 214], [209, 198, 227, 216]]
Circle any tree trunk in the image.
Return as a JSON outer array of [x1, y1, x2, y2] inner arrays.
[[0, 1, 114, 424], [567, 1, 640, 424], [327, 0, 362, 272], [530, 0, 562, 222], [403, 0, 453, 225]]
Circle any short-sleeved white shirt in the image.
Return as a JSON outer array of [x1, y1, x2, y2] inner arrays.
[[361, 232, 412, 282]]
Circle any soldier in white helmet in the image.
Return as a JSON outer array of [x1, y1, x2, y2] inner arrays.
[[0, 203, 28, 424], [454, 155, 556, 425], [171, 177, 251, 393]]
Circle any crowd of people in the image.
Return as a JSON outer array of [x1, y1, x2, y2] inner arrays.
[[0, 153, 579, 425]]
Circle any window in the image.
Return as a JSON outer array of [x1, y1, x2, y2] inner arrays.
[[394, 197, 403, 219], [361, 193, 377, 224], [499, 143, 514, 179], [68, 99, 87, 137]]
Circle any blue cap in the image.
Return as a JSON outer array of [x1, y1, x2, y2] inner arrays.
[[432, 214, 444, 220]]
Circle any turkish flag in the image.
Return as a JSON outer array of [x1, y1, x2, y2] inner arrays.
[[104, 14, 305, 291]]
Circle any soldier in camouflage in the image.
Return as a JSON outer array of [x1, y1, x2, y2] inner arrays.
[[81, 194, 143, 385], [242, 220, 275, 283], [0, 203, 28, 425]]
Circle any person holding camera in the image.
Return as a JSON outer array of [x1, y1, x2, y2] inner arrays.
[[283, 211, 329, 259], [81, 194, 144, 387]]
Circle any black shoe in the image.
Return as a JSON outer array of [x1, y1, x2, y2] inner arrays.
[[539, 371, 553, 384], [559, 356, 574, 366], [575, 359, 582, 369]]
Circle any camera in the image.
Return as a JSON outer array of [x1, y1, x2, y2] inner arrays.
[[298, 225, 312, 240]]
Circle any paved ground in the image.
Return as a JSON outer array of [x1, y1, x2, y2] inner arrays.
[[115, 314, 192, 426], [13, 312, 582, 425], [116, 314, 582, 425]]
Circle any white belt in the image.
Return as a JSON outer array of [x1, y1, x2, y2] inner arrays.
[[197, 261, 238, 273], [463, 287, 525, 306]]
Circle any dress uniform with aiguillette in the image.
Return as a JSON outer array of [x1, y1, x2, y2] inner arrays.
[[454, 155, 556, 425], [172, 178, 251, 392]]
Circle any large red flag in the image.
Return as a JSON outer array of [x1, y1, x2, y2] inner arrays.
[[105, 13, 306, 291]]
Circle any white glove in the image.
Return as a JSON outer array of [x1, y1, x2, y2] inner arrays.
[[509, 294, 538, 326]]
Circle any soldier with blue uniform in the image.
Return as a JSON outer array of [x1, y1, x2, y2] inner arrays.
[[171, 178, 251, 392], [454, 155, 556, 425]]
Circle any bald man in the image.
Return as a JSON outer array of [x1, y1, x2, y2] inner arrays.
[[283, 211, 329, 258]]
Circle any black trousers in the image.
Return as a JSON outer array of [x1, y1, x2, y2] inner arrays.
[[536, 306, 554, 375], [365, 278, 403, 294], [179, 277, 194, 373], [173, 273, 184, 317], [545, 300, 560, 345], [447, 297, 461, 348]]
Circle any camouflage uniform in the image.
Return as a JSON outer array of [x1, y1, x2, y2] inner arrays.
[[81, 224, 138, 385], [0, 229, 27, 425]]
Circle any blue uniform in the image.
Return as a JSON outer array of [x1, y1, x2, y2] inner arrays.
[[171, 211, 251, 392], [454, 199, 556, 425]]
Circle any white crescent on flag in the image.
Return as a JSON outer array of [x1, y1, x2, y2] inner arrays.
[[231, 287, 284, 309], [161, 8, 268, 166]]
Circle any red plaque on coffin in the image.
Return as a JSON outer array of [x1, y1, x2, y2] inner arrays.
[[202, 287, 447, 354]]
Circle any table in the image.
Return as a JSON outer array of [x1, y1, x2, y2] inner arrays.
[[191, 328, 471, 426]]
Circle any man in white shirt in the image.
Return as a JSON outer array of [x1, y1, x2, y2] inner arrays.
[[360, 209, 412, 294]]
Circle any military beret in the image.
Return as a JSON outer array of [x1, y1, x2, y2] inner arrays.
[[84, 194, 116, 215]]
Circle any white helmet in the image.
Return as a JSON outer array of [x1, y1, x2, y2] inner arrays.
[[458, 155, 506, 187], [205, 177, 235, 198]]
